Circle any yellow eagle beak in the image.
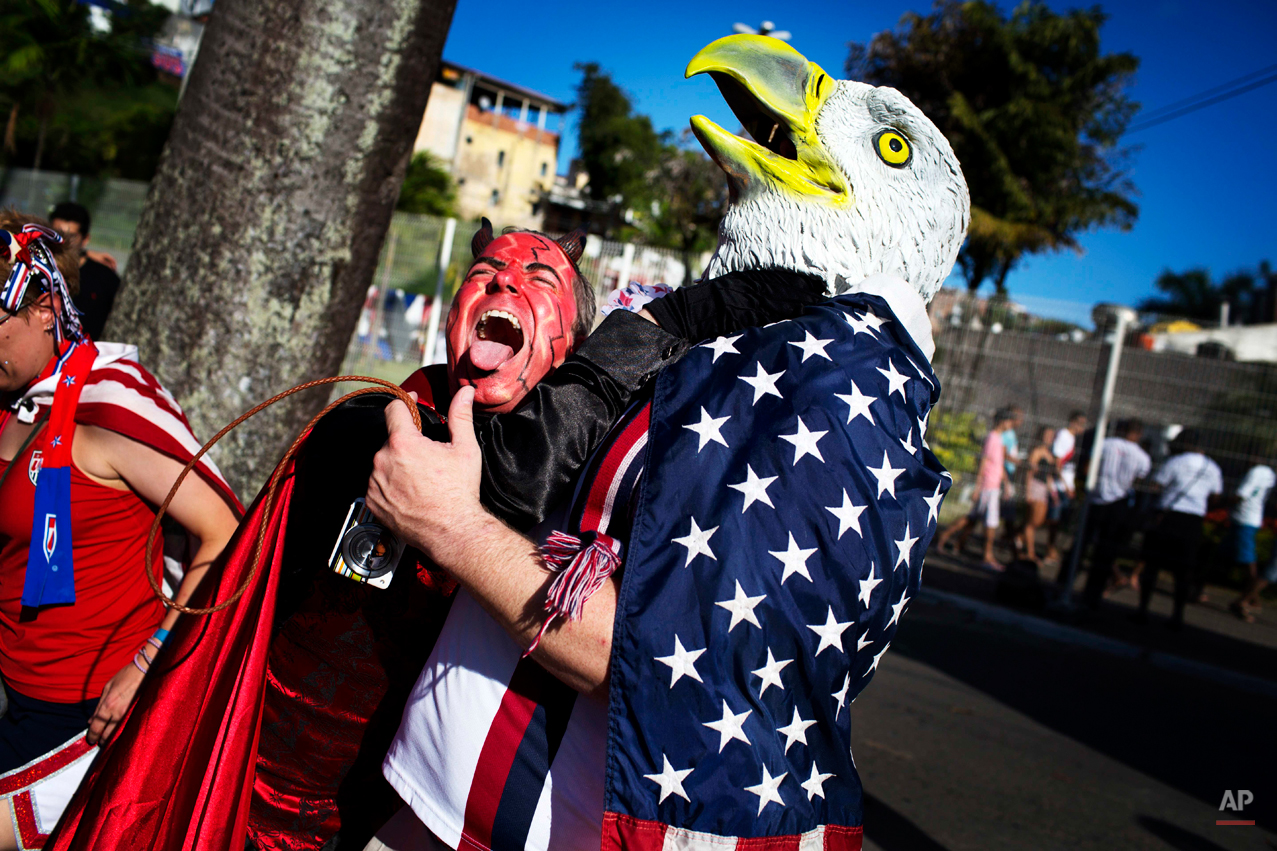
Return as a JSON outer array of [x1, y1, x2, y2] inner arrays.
[[686, 34, 848, 204]]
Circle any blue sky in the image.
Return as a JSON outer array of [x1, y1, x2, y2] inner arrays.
[[441, 0, 1277, 318]]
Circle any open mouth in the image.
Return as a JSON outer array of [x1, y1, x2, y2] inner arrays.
[[708, 71, 798, 161], [469, 309, 525, 372]]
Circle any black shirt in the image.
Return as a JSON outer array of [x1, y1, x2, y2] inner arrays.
[[73, 257, 120, 341]]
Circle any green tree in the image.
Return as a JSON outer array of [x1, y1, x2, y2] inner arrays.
[[1, 0, 174, 177], [572, 61, 664, 231], [639, 131, 725, 284], [1139, 261, 1275, 324], [848, 0, 1140, 294], [396, 151, 457, 216]]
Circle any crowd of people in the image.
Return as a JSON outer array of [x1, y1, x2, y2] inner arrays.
[[936, 404, 1275, 629]]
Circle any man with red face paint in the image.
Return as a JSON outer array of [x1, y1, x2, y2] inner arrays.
[[246, 220, 820, 851], [445, 229, 590, 413]]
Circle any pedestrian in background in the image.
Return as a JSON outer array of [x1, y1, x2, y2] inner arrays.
[[49, 202, 120, 341], [1022, 426, 1058, 565], [1137, 429, 1223, 628], [1078, 419, 1151, 607], [937, 407, 1018, 572], [1228, 457, 1275, 622], [1047, 411, 1087, 559]]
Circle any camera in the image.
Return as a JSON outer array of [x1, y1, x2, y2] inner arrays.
[[328, 498, 404, 589]]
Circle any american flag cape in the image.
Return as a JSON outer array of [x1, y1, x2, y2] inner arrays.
[[598, 291, 948, 849]]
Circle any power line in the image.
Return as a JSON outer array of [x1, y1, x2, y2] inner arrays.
[[1127, 65, 1277, 134], [1135, 62, 1277, 123]]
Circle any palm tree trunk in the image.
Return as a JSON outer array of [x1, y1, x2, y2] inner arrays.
[[32, 109, 49, 171], [105, 0, 457, 498]]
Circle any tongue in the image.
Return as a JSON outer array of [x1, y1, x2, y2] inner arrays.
[[470, 340, 515, 372]]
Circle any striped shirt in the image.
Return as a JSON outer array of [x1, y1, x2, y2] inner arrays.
[[1091, 437, 1151, 505]]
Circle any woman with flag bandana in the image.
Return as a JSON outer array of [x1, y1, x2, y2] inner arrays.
[[0, 212, 240, 850]]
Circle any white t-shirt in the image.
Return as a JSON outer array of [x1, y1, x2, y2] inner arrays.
[[1051, 428, 1077, 492], [1154, 452, 1224, 517], [1233, 464, 1275, 528], [1093, 437, 1151, 505], [382, 590, 608, 851]]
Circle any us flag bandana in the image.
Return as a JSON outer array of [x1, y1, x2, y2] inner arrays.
[[601, 289, 949, 848]]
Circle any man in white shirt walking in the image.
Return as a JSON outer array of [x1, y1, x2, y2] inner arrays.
[[1079, 420, 1151, 608], [1229, 458, 1276, 622], [1137, 430, 1224, 627], [1047, 411, 1087, 562]]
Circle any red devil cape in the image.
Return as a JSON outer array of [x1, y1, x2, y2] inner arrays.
[[45, 374, 454, 850]]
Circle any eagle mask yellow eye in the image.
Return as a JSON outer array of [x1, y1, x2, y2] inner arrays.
[[875, 130, 911, 168]]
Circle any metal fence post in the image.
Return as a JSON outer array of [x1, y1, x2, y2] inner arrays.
[[423, 217, 457, 367], [1054, 305, 1137, 609], [617, 243, 635, 291]]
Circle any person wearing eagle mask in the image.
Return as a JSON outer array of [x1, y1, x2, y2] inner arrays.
[[41, 220, 820, 851], [0, 211, 240, 851], [364, 34, 968, 851]]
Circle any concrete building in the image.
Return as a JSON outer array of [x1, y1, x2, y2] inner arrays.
[[412, 61, 567, 230]]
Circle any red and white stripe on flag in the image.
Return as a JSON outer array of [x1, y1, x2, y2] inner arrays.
[[603, 813, 863, 851]]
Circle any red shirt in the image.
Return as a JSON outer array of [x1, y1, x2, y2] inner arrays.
[[0, 434, 164, 703]]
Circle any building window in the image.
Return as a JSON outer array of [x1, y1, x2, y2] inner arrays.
[[497, 150, 505, 168], [490, 189, 500, 206], [540, 162, 548, 177]]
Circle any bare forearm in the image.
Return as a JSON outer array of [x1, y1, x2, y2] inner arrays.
[[431, 511, 615, 697], [157, 537, 228, 632]]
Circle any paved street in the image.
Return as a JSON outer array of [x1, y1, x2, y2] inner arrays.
[[851, 594, 1277, 851]]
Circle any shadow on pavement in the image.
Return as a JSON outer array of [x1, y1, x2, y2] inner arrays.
[[862, 792, 951, 851], [891, 598, 1277, 832], [921, 552, 1277, 684], [1137, 816, 1234, 851]]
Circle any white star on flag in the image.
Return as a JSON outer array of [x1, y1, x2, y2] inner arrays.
[[744, 765, 787, 815], [857, 562, 882, 607], [789, 331, 834, 362], [860, 310, 887, 332], [867, 451, 905, 499], [893, 523, 919, 570], [777, 706, 818, 753], [801, 763, 835, 801], [877, 360, 910, 400], [715, 580, 765, 632], [886, 591, 910, 629], [728, 464, 778, 512], [703, 700, 752, 752], [832, 673, 850, 720], [644, 754, 693, 803], [825, 488, 866, 540], [807, 606, 853, 656], [672, 517, 717, 567], [856, 630, 874, 653], [922, 481, 944, 525], [866, 642, 891, 676], [683, 407, 730, 452], [752, 648, 792, 696], [843, 311, 878, 338], [779, 416, 827, 465], [655, 635, 705, 687], [770, 532, 817, 584], [738, 362, 784, 405], [834, 380, 875, 426], [900, 428, 917, 456], [700, 334, 742, 362]]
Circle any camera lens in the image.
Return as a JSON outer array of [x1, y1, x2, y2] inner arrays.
[[340, 523, 401, 578]]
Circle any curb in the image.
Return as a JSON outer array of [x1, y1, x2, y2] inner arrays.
[[916, 586, 1277, 701]]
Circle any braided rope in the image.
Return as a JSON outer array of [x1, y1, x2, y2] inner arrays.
[[143, 375, 423, 615]]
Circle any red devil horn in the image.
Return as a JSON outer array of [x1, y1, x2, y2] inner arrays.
[[555, 229, 586, 264], [471, 217, 494, 259]]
